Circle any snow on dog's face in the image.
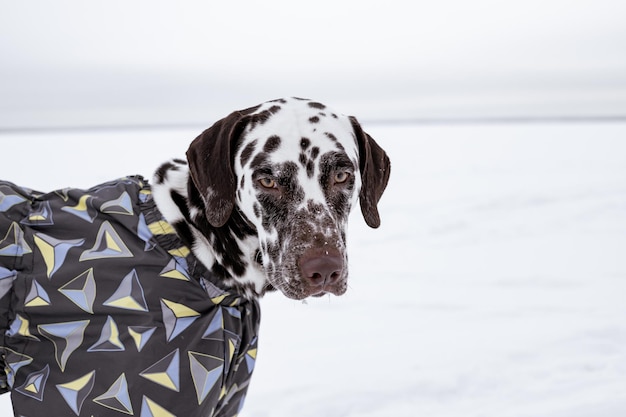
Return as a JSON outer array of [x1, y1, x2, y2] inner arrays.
[[186, 97, 390, 300], [233, 99, 361, 299]]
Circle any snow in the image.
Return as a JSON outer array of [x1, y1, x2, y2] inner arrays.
[[1, 121, 625, 416]]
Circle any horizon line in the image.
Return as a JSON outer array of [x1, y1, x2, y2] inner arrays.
[[2, 114, 626, 134]]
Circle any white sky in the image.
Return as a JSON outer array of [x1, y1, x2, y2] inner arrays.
[[1, 0, 626, 128]]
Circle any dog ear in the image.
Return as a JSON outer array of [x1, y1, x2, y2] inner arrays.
[[349, 116, 391, 228], [186, 110, 250, 227]]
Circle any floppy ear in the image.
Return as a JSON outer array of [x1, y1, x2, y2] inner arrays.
[[349, 116, 391, 228], [186, 110, 250, 227]]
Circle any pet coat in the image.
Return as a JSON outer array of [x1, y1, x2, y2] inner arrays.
[[0, 176, 260, 416]]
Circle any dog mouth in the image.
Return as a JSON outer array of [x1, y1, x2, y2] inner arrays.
[[265, 247, 349, 300], [308, 283, 347, 298], [258, 213, 350, 300], [273, 279, 348, 300]]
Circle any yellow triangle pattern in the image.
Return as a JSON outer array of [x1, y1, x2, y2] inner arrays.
[[247, 348, 257, 359], [16, 315, 33, 338], [162, 299, 200, 318], [210, 295, 226, 305], [141, 372, 178, 392], [69, 195, 90, 212], [160, 269, 188, 280], [168, 247, 190, 258], [142, 396, 176, 417], [105, 231, 122, 252], [129, 328, 143, 350], [148, 221, 175, 235], [228, 340, 236, 362], [109, 319, 121, 347], [105, 296, 145, 311], [59, 370, 95, 391], [24, 383, 38, 393], [25, 296, 50, 308], [34, 235, 55, 277]]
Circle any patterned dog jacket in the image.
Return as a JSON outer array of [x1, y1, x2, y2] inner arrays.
[[0, 176, 260, 417]]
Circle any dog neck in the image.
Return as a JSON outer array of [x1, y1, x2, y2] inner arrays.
[[151, 159, 268, 298]]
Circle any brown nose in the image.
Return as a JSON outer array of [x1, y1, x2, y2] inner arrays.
[[299, 251, 344, 287]]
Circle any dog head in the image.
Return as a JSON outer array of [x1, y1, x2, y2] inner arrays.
[[187, 97, 390, 300]]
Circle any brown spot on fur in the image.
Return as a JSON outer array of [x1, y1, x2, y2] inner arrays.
[[325, 132, 345, 151], [299, 152, 316, 178], [308, 102, 326, 110], [250, 152, 269, 169], [240, 140, 257, 166], [300, 137, 311, 150], [264, 135, 281, 153], [249, 106, 282, 131]]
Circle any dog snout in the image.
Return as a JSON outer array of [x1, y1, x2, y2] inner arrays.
[[299, 249, 343, 288]]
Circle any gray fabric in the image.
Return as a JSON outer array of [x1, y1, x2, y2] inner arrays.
[[0, 177, 259, 416]]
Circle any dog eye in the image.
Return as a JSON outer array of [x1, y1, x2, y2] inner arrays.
[[258, 178, 277, 189], [334, 171, 351, 184]]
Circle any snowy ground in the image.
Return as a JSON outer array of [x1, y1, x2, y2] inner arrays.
[[1, 121, 625, 416]]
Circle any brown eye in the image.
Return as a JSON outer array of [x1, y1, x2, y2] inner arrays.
[[334, 171, 350, 184], [259, 178, 276, 189]]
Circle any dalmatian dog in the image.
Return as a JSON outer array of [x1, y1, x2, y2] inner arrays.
[[153, 97, 391, 300], [0, 97, 389, 416]]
